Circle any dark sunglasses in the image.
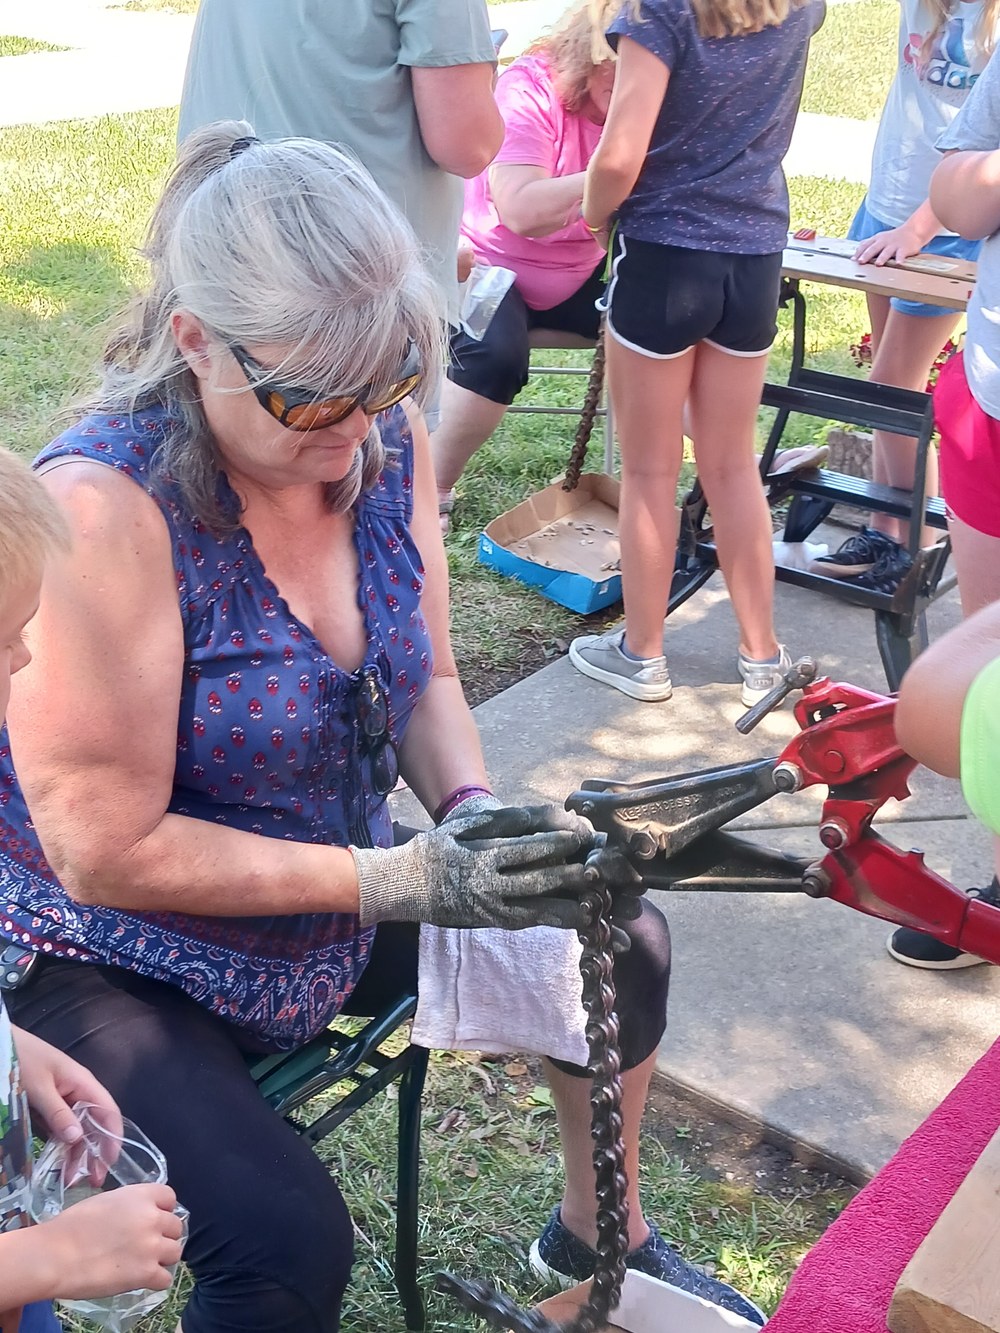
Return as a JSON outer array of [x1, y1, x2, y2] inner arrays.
[[355, 666, 399, 799], [229, 339, 423, 432]]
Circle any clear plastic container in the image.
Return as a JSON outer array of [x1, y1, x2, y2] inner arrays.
[[29, 1103, 188, 1332], [458, 263, 517, 341]]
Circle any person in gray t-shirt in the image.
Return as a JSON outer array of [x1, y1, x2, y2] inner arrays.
[[178, 0, 503, 325]]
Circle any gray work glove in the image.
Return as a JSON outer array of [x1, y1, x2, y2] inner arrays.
[[353, 804, 599, 931], [449, 802, 646, 931], [443, 797, 646, 940], [352, 801, 646, 935]]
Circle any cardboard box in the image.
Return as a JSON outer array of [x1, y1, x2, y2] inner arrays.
[[536, 1271, 765, 1331], [478, 473, 622, 615]]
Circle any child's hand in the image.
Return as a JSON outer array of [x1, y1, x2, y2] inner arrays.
[[12, 1026, 123, 1148], [853, 223, 932, 266], [35, 1184, 184, 1300]]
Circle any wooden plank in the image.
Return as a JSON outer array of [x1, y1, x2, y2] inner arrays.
[[782, 246, 974, 309], [888, 1123, 1000, 1333], [782, 235, 975, 310], [786, 232, 978, 283]]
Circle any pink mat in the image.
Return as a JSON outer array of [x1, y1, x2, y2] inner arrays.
[[766, 1034, 1000, 1333]]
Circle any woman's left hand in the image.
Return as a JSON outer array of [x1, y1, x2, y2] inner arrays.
[[13, 1026, 123, 1146]]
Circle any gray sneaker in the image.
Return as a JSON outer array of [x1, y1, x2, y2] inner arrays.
[[569, 628, 673, 702], [738, 645, 791, 707]]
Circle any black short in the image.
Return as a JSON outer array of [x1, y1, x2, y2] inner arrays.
[[606, 233, 783, 358], [448, 263, 606, 406]]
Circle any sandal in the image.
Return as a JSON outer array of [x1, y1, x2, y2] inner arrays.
[[438, 488, 455, 536]]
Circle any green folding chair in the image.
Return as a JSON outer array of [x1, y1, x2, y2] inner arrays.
[[249, 990, 429, 1331]]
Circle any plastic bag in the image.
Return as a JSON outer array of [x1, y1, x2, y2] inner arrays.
[[458, 263, 516, 341], [30, 1103, 189, 1332]]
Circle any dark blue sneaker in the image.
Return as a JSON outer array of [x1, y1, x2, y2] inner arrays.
[[842, 544, 913, 594], [528, 1207, 766, 1326], [810, 526, 900, 578]]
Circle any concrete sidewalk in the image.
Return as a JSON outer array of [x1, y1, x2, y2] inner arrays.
[[395, 566, 999, 1182], [0, 0, 877, 183]]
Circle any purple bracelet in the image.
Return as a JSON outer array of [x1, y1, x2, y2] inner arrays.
[[433, 785, 494, 825]]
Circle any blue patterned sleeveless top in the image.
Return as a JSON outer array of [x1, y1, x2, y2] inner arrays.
[[0, 404, 433, 1049]]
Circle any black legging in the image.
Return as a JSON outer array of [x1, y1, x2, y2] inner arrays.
[[8, 907, 669, 1332], [448, 262, 606, 407]]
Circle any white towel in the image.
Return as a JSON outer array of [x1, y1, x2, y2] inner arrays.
[[412, 923, 590, 1066]]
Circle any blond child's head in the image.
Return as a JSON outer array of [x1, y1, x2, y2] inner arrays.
[[0, 447, 69, 721]]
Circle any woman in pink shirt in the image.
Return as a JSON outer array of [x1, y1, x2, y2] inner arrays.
[[433, 1, 615, 529]]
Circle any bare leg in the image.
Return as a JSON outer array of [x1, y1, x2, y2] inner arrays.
[[949, 512, 1000, 616], [687, 342, 778, 661], [606, 334, 695, 661], [544, 1051, 656, 1251], [866, 303, 959, 545], [866, 290, 891, 355], [432, 379, 509, 494]]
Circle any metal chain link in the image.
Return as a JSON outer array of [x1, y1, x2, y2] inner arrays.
[[562, 322, 607, 494], [438, 875, 630, 1332]]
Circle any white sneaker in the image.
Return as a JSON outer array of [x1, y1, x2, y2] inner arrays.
[[569, 628, 673, 702], [738, 645, 792, 707]]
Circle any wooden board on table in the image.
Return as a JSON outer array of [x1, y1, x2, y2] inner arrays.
[[782, 234, 975, 310], [887, 1123, 1000, 1333]]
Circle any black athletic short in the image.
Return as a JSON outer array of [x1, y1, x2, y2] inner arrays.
[[605, 232, 783, 359]]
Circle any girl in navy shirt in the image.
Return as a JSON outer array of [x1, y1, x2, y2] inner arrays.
[[570, 0, 824, 706]]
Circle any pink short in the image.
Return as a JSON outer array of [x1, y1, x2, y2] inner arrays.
[[936, 350, 1000, 539]]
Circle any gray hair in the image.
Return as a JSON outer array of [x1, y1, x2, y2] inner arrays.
[[93, 121, 444, 532]]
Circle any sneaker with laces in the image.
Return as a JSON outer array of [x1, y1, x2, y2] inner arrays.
[[810, 526, 902, 578], [737, 645, 792, 707], [841, 544, 914, 595], [886, 878, 999, 969], [529, 1208, 766, 1327], [568, 628, 672, 702]]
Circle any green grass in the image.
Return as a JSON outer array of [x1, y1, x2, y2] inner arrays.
[[0, 35, 67, 56], [0, 110, 178, 451], [801, 0, 897, 118], [112, 0, 200, 12]]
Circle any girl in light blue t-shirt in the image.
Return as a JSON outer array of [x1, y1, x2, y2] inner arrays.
[[829, 0, 1000, 589]]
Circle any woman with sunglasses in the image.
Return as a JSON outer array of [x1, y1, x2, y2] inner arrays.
[[0, 125, 762, 1330]]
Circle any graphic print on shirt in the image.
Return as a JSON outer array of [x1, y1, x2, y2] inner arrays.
[[904, 5, 988, 99]]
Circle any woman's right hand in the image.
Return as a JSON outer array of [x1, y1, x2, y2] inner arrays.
[[352, 805, 618, 930], [852, 214, 938, 266], [33, 1184, 184, 1300]]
